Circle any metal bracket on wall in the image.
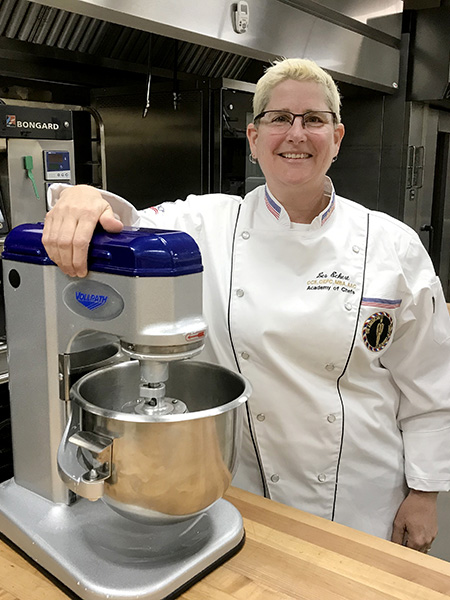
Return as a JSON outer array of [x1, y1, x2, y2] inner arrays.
[[406, 145, 424, 200]]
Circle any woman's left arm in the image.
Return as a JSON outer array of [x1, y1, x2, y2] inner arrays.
[[391, 490, 438, 551], [379, 232, 450, 551]]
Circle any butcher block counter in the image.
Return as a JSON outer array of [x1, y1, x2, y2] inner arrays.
[[1, 487, 450, 600]]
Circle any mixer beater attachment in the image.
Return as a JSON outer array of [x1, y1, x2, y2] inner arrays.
[[120, 345, 189, 415]]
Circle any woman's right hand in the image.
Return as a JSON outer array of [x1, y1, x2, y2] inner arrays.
[[42, 184, 124, 278]]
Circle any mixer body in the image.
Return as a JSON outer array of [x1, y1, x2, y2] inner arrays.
[[0, 223, 251, 600]]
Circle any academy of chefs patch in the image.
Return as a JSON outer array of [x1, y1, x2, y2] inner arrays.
[[362, 312, 393, 352]]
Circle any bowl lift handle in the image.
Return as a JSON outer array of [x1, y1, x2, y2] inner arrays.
[[57, 404, 113, 502]]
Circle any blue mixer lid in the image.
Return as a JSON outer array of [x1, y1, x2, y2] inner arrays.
[[2, 223, 203, 277]]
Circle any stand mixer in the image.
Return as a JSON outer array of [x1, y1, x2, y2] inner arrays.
[[0, 223, 251, 599]]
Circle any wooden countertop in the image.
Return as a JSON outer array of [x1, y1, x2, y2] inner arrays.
[[1, 487, 450, 599]]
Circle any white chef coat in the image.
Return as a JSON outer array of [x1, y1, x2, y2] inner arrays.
[[49, 180, 450, 539]]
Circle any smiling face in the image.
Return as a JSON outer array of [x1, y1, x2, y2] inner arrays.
[[247, 79, 345, 202]]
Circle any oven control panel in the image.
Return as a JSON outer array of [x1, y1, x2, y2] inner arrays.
[[43, 150, 71, 181]]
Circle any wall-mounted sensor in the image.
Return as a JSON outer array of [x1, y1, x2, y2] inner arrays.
[[232, 1, 249, 34]]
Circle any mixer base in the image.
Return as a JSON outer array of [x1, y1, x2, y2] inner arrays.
[[0, 479, 245, 599]]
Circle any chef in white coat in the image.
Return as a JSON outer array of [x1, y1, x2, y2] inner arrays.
[[43, 58, 450, 552]]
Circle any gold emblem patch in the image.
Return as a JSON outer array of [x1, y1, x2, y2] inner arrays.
[[362, 312, 393, 352]]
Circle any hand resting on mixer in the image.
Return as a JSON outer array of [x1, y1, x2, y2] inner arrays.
[[43, 184, 123, 278]]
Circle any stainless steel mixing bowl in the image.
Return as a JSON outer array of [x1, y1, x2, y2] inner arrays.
[[60, 360, 250, 524], [68, 331, 126, 385], [69, 343, 124, 383]]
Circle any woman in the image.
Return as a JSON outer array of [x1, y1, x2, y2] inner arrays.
[[43, 58, 450, 551]]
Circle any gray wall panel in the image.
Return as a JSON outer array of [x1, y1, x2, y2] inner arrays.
[[93, 89, 204, 208]]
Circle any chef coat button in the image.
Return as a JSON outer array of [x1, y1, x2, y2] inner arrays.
[[325, 363, 335, 371], [241, 231, 250, 240], [241, 351, 249, 360], [327, 414, 336, 423], [257, 413, 265, 422], [317, 473, 327, 483], [236, 289, 245, 297], [270, 474, 280, 483], [352, 245, 360, 254], [344, 302, 352, 311]]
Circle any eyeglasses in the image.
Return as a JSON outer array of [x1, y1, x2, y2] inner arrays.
[[253, 110, 337, 133]]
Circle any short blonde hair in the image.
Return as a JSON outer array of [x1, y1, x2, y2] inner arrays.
[[253, 58, 342, 123]]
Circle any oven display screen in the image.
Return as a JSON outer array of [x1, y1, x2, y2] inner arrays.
[[46, 151, 70, 171]]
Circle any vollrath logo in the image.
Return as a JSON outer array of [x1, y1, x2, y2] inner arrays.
[[6, 115, 16, 127], [75, 291, 108, 310]]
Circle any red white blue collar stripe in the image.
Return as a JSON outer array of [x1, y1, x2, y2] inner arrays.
[[264, 185, 336, 227], [320, 193, 335, 226], [265, 186, 281, 220], [361, 298, 402, 309]]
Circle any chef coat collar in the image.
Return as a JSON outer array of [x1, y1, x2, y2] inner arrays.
[[264, 178, 336, 231]]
